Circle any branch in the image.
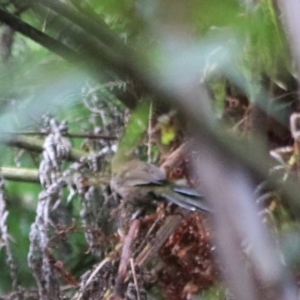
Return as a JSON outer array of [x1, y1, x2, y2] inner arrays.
[[32, 1, 138, 81], [0, 7, 141, 109], [0, 166, 110, 186], [0, 7, 80, 62], [1, 167, 39, 183], [68, 0, 111, 30], [0, 7, 119, 77], [0, 135, 86, 161], [35, 0, 125, 52], [4, 131, 117, 140], [278, 0, 300, 78], [136, 208, 190, 267]]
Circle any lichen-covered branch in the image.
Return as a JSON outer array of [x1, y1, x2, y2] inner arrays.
[[0, 134, 86, 161], [0, 172, 19, 291]]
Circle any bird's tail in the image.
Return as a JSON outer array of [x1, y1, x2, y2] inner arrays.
[[161, 186, 210, 213]]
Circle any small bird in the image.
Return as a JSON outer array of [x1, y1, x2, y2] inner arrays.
[[110, 158, 210, 213]]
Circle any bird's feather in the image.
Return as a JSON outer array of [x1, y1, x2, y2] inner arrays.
[[110, 158, 210, 213], [162, 190, 210, 213], [115, 159, 166, 186], [173, 186, 203, 198]]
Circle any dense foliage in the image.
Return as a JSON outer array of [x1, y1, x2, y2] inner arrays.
[[0, 1, 300, 300]]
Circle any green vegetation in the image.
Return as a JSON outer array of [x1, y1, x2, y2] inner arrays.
[[0, 1, 299, 299]]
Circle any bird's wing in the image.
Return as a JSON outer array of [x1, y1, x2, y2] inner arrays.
[[122, 161, 166, 186]]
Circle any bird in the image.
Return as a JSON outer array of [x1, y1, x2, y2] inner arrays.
[[110, 157, 210, 213]]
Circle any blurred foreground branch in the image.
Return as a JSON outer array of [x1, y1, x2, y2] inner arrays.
[[0, 7, 80, 62]]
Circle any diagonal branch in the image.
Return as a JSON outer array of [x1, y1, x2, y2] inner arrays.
[[35, 0, 126, 53], [0, 7, 141, 109], [0, 7, 80, 62]]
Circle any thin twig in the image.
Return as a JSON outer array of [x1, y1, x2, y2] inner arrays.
[[129, 258, 140, 300], [147, 102, 153, 164], [133, 212, 164, 258], [115, 219, 140, 297], [75, 258, 111, 300]]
